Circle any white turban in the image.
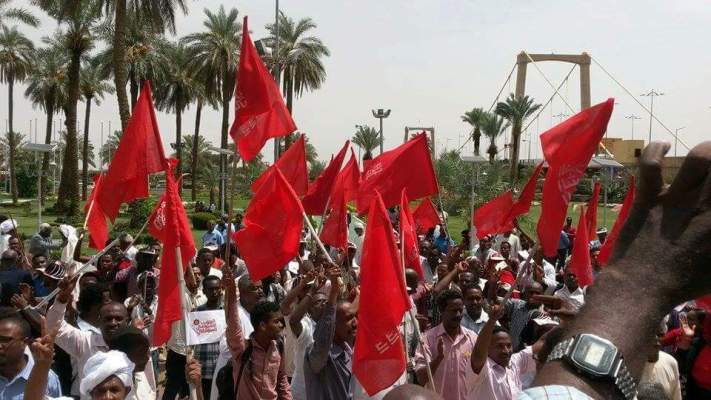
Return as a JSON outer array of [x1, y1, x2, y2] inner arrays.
[[0, 219, 17, 234], [80, 351, 135, 397]]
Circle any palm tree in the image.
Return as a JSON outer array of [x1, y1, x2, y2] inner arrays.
[[182, 5, 241, 210], [266, 13, 329, 145], [24, 44, 67, 203], [352, 125, 381, 161], [99, 129, 122, 165], [102, 0, 187, 131], [187, 87, 217, 201], [480, 112, 509, 164], [0, 26, 34, 203], [38, 0, 101, 215], [80, 58, 113, 199], [170, 134, 213, 194], [154, 41, 195, 180], [495, 94, 541, 181], [461, 107, 486, 156], [0, 0, 40, 29]]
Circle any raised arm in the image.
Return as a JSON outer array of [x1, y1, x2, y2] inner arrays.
[[433, 262, 466, 294], [306, 268, 341, 374], [471, 304, 504, 374], [222, 267, 245, 359]]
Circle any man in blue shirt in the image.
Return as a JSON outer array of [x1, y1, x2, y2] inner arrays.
[[201, 220, 224, 247], [0, 316, 62, 399]]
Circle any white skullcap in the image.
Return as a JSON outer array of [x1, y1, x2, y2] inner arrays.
[[80, 350, 135, 397], [39, 222, 51, 230], [354, 222, 364, 230], [0, 219, 17, 234]]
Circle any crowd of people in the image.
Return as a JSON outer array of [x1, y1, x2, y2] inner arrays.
[[0, 145, 710, 400]]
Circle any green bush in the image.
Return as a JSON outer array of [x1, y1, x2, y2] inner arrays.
[[127, 199, 156, 229], [190, 212, 218, 230], [16, 171, 37, 198]]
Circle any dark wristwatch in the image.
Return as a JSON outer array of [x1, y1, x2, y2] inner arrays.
[[546, 334, 637, 400]]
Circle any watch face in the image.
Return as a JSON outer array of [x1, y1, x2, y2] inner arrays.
[[570, 335, 618, 376]]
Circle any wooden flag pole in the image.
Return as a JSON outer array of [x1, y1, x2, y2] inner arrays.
[[302, 211, 335, 265], [175, 246, 198, 400]]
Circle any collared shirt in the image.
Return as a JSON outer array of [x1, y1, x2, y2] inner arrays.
[[28, 233, 61, 257], [554, 286, 586, 312], [516, 385, 594, 400], [414, 323, 478, 400], [202, 229, 224, 246], [470, 347, 536, 400], [46, 300, 157, 396], [304, 304, 353, 400], [0, 347, 62, 400], [505, 299, 542, 351], [520, 260, 557, 294], [225, 294, 291, 400], [461, 310, 495, 335]]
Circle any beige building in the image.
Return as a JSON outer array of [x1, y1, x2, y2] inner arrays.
[[601, 137, 684, 181]]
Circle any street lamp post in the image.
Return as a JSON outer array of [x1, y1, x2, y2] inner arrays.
[[372, 109, 391, 154], [624, 114, 641, 140], [641, 90, 664, 144], [22, 143, 56, 229], [208, 146, 234, 214], [674, 127, 685, 157], [272, 0, 281, 161]]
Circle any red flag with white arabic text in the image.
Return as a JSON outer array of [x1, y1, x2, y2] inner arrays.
[[537, 99, 614, 257], [412, 197, 441, 234], [252, 134, 308, 196], [597, 175, 635, 266], [84, 174, 109, 250], [234, 168, 304, 281], [320, 151, 360, 250], [302, 141, 349, 215], [353, 191, 410, 395], [356, 133, 438, 214], [149, 159, 195, 346], [568, 207, 593, 287], [97, 82, 166, 221], [229, 16, 296, 161], [400, 189, 424, 279]]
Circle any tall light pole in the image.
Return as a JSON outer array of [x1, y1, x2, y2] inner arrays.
[[372, 108, 391, 154], [674, 126, 685, 157], [624, 114, 641, 140], [641, 90, 664, 144], [272, 0, 281, 161]]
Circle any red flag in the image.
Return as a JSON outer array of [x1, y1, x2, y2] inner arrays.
[[356, 133, 438, 214], [320, 151, 360, 249], [302, 141, 349, 215], [252, 134, 308, 196], [536, 99, 614, 257], [585, 181, 601, 239], [353, 191, 410, 395], [597, 175, 635, 266], [473, 191, 515, 239], [412, 197, 441, 234], [568, 207, 593, 287], [400, 189, 424, 279], [234, 168, 304, 281], [97, 82, 166, 221], [697, 295, 711, 313], [229, 16, 296, 161], [510, 162, 544, 218], [84, 174, 108, 250], [149, 159, 196, 346]]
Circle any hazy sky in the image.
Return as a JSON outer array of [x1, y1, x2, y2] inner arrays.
[[6, 0, 711, 165]]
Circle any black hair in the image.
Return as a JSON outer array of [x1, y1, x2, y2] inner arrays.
[[460, 284, 483, 296], [249, 300, 281, 328], [0, 316, 31, 338], [492, 325, 509, 336], [202, 275, 222, 289], [238, 275, 254, 292], [436, 289, 463, 311], [108, 327, 150, 352], [77, 283, 108, 315], [32, 253, 46, 261], [197, 247, 214, 259]]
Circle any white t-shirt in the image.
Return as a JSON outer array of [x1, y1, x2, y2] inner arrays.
[[288, 317, 316, 400], [640, 351, 682, 400]]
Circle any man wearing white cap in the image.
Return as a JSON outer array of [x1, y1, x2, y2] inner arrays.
[[0, 219, 18, 254], [29, 223, 66, 259], [352, 222, 365, 265]]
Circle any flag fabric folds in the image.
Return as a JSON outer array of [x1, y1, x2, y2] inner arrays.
[[353, 191, 410, 395], [473, 191, 515, 240], [320, 151, 359, 250], [412, 197, 441, 234], [536, 99, 614, 257], [400, 189, 425, 279], [229, 16, 296, 161], [597, 175, 635, 266], [356, 133, 438, 214], [585, 181, 601, 239], [510, 162, 544, 219], [251, 134, 308, 196], [149, 159, 196, 346], [97, 82, 166, 221], [302, 141, 349, 215], [234, 168, 304, 281], [568, 207, 593, 287], [84, 174, 108, 250]]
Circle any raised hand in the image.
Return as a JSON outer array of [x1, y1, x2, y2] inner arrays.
[[56, 274, 79, 304], [489, 304, 505, 321]]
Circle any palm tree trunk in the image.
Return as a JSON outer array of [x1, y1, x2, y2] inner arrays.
[[175, 106, 182, 177], [473, 128, 481, 156], [7, 77, 17, 204], [283, 74, 294, 148], [82, 96, 92, 200], [191, 98, 202, 201], [113, 0, 130, 131], [41, 96, 54, 205], [57, 50, 82, 216], [129, 69, 138, 110], [510, 124, 522, 182]]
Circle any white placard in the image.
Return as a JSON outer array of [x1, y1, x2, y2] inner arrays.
[[186, 310, 226, 345]]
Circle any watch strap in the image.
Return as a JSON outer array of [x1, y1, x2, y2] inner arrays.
[[614, 361, 637, 400], [545, 337, 574, 363]]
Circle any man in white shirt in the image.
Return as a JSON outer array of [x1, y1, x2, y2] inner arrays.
[[287, 288, 328, 400], [640, 328, 682, 400], [352, 223, 365, 265], [554, 269, 586, 312], [461, 285, 496, 334], [495, 231, 522, 260]]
